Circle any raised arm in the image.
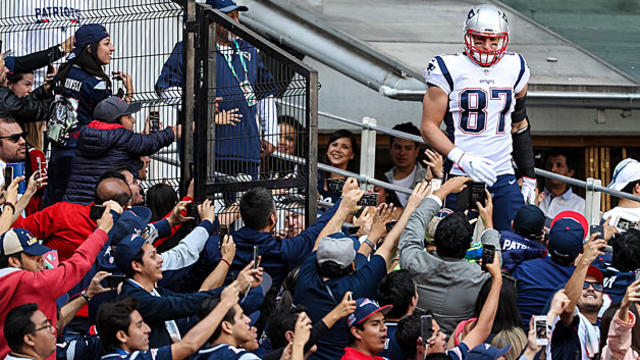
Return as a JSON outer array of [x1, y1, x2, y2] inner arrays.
[[313, 178, 362, 251], [199, 234, 236, 291]]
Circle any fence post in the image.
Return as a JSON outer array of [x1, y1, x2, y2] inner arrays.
[[585, 177, 602, 234], [180, 0, 197, 197], [359, 117, 377, 191]]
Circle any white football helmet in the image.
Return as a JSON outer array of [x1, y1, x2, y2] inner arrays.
[[463, 4, 510, 66]]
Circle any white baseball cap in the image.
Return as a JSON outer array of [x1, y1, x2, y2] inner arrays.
[[608, 158, 640, 191]]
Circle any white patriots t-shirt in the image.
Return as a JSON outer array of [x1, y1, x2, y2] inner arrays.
[[424, 52, 530, 177]]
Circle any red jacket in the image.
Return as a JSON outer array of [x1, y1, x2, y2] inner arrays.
[[13, 202, 96, 261], [341, 347, 388, 360], [0, 229, 108, 359]]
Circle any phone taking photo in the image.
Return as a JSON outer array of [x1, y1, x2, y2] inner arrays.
[[89, 204, 106, 221], [534, 315, 549, 346], [420, 315, 433, 345], [252, 245, 259, 269], [3, 166, 13, 189], [104, 274, 126, 289], [149, 110, 160, 132], [481, 244, 495, 271]]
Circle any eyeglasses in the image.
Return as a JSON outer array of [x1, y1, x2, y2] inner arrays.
[[31, 321, 54, 334], [0, 132, 26, 143], [583, 281, 603, 292]]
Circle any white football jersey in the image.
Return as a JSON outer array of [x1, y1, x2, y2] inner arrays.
[[425, 52, 530, 176]]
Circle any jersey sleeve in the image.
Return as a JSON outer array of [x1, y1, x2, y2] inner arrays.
[[424, 56, 453, 94], [514, 54, 530, 94]]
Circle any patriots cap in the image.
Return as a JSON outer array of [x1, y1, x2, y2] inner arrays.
[[94, 96, 142, 123], [109, 206, 152, 246], [513, 205, 546, 237], [466, 343, 512, 360], [114, 234, 149, 274], [73, 24, 109, 55], [347, 298, 392, 327], [608, 158, 640, 192], [206, 0, 248, 13], [548, 211, 588, 262], [0, 228, 51, 257]]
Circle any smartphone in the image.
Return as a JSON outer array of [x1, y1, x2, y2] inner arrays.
[[327, 178, 345, 193], [149, 110, 160, 132], [635, 269, 640, 282], [420, 315, 433, 345], [615, 217, 638, 231], [590, 224, 604, 240], [36, 157, 42, 179], [533, 315, 548, 346], [252, 245, 259, 269], [186, 202, 199, 222], [357, 192, 379, 207], [89, 204, 106, 221], [347, 292, 353, 301], [456, 181, 486, 210], [3, 166, 13, 189], [481, 244, 495, 271], [104, 274, 126, 289]]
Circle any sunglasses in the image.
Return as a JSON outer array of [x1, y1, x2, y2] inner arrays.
[[0, 132, 26, 143], [583, 281, 603, 292]]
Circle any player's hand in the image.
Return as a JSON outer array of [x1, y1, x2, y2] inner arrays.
[[454, 151, 497, 186], [521, 177, 537, 204]]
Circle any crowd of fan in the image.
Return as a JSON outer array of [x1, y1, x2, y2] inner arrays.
[[2, 1, 640, 360]]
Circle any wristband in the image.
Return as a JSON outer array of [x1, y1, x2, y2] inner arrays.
[[364, 239, 376, 251], [80, 291, 91, 302], [447, 147, 464, 164], [220, 258, 231, 267]]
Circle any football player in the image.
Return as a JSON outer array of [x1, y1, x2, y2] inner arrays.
[[419, 4, 535, 230]]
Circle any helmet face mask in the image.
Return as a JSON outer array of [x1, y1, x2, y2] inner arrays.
[[463, 5, 510, 67]]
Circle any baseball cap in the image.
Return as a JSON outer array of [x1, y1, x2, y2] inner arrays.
[[109, 206, 152, 246], [316, 232, 356, 268], [608, 158, 640, 192], [586, 265, 604, 284], [466, 343, 512, 360], [73, 24, 109, 55], [548, 211, 588, 262], [94, 96, 142, 123], [206, 0, 248, 12], [346, 298, 392, 327], [513, 205, 545, 237], [0, 228, 51, 257], [114, 234, 149, 274]]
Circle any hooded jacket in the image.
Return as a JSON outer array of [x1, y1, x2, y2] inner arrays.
[[63, 120, 174, 204]]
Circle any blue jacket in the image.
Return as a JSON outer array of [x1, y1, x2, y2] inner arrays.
[[63, 120, 174, 204], [156, 40, 276, 163], [195, 199, 342, 292], [54, 65, 112, 148], [499, 230, 547, 273]]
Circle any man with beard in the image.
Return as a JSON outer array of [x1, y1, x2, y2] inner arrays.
[[549, 232, 607, 360]]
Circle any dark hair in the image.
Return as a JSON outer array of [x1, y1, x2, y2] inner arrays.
[[278, 115, 306, 154], [544, 149, 577, 172], [434, 212, 473, 259], [325, 130, 359, 173], [473, 276, 521, 333], [316, 260, 353, 278], [198, 297, 236, 344], [374, 170, 402, 208], [621, 180, 640, 195], [56, 43, 111, 92], [396, 314, 421, 359], [611, 229, 640, 272], [96, 297, 138, 353], [279, 266, 302, 307], [347, 322, 365, 346], [266, 304, 307, 349], [377, 270, 416, 319], [0, 252, 20, 268], [4, 303, 38, 351], [391, 122, 421, 147], [146, 184, 178, 222], [95, 170, 130, 206], [240, 187, 275, 230], [6, 71, 33, 85], [122, 248, 145, 279]]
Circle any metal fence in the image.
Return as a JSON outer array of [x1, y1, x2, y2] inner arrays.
[[0, 0, 183, 190], [184, 2, 319, 227]]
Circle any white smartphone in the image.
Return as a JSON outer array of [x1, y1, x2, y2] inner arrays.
[[533, 315, 548, 346]]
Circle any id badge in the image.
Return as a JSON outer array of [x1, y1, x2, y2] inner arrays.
[[239, 80, 258, 107]]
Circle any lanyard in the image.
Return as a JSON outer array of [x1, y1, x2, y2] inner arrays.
[[217, 40, 248, 83]]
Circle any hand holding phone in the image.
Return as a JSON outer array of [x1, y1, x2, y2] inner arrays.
[[89, 204, 107, 221], [104, 274, 126, 289]]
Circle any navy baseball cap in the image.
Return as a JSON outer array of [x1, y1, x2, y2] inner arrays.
[[73, 24, 109, 55], [0, 228, 51, 257], [114, 234, 149, 274], [548, 212, 587, 261], [513, 205, 545, 237], [346, 298, 392, 327], [94, 96, 142, 123], [206, 0, 248, 12], [109, 206, 152, 246], [466, 343, 512, 360]]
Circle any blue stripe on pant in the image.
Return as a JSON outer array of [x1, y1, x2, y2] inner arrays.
[[444, 174, 525, 231]]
